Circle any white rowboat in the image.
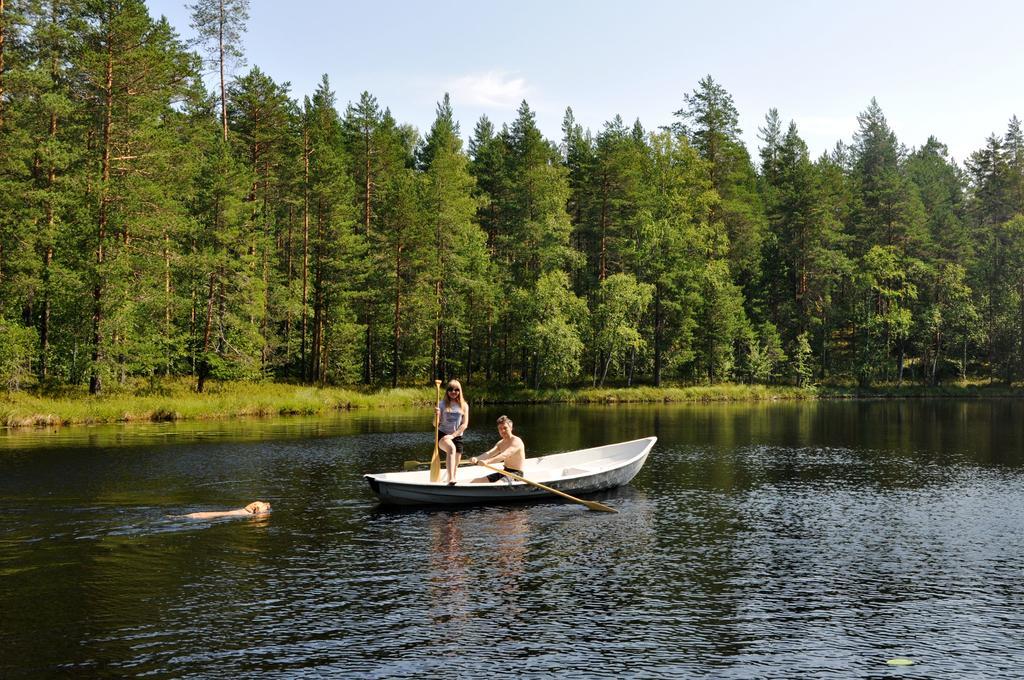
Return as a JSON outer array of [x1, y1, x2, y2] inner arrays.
[[364, 436, 656, 507]]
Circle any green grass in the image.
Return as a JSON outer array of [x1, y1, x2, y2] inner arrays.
[[0, 379, 432, 428], [816, 382, 1024, 399], [2, 378, 1022, 429], [472, 383, 817, 404]]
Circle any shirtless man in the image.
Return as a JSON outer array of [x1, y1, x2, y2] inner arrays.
[[182, 501, 271, 519], [469, 415, 526, 483]]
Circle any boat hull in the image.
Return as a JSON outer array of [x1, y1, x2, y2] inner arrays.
[[364, 436, 655, 507]]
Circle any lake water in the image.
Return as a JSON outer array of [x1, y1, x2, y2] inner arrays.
[[2, 400, 1024, 678]]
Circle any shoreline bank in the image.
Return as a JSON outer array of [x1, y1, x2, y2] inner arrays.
[[2, 381, 1022, 429]]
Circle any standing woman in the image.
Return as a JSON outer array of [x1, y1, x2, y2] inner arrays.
[[436, 379, 469, 485]]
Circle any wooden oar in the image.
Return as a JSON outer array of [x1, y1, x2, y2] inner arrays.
[[429, 380, 442, 482], [404, 459, 473, 472], [475, 461, 617, 513]]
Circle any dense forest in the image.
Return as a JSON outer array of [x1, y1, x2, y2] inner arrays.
[[2, 0, 1024, 394]]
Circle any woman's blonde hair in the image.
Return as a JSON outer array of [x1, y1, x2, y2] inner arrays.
[[442, 379, 468, 412]]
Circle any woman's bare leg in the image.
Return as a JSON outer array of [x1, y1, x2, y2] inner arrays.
[[440, 439, 456, 483], [450, 452, 462, 483]]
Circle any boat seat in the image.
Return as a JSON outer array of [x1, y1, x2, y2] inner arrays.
[[562, 466, 590, 476]]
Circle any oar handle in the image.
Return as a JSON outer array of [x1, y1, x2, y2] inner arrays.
[[476, 461, 617, 513], [404, 459, 473, 471]]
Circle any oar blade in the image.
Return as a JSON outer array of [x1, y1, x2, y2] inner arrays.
[[584, 500, 618, 513]]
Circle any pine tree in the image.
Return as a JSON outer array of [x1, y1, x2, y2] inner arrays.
[[790, 331, 814, 386], [343, 91, 406, 237], [341, 91, 408, 383], [22, 0, 88, 381], [675, 76, 765, 308], [1004, 116, 1024, 213], [227, 66, 297, 373], [505, 101, 576, 280], [375, 166, 429, 386], [810, 151, 855, 378], [0, 0, 15, 129], [742, 321, 786, 385], [187, 0, 248, 141], [759, 117, 851, 363], [586, 115, 645, 284], [561, 106, 593, 270], [851, 98, 930, 257], [305, 75, 362, 384], [995, 216, 1024, 381], [467, 114, 507, 380], [905, 136, 968, 264], [190, 132, 251, 391], [848, 99, 930, 381], [0, 1, 74, 383], [416, 91, 456, 170], [469, 114, 504, 255], [494, 101, 576, 382], [79, 0, 200, 393], [418, 94, 488, 382], [639, 129, 714, 385], [965, 131, 1016, 381]]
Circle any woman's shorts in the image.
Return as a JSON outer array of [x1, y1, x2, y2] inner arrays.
[[438, 430, 464, 454]]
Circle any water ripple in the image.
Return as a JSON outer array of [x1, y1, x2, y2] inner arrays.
[[4, 403, 1024, 677]]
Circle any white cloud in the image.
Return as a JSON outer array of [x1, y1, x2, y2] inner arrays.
[[446, 71, 530, 109]]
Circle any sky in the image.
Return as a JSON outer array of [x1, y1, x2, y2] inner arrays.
[[144, 0, 1024, 165]]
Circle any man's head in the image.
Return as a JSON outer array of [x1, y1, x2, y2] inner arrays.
[[244, 501, 272, 515], [496, 415, 513, 438]]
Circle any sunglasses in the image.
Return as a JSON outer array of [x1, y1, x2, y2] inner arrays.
[[447, 387, 460, 393]]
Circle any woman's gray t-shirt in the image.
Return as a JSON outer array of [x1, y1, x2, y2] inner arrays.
[[438, 401, 464, 435]]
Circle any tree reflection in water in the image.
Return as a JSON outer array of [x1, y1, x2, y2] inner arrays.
[[492, 508, 528, 616], [428, 507, 531, 629], [429, 512, 473, 628]]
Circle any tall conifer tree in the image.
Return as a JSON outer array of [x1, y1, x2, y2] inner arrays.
[[675, 76, 765, 310], [341, 91, 408, 383], [227, 66, 296, 372], [187, 0, 248, 141], [80, 0, 199, 392], [306, 75, 362, 384], [419, 94, 488, 381], [642, 129, 716, 384]]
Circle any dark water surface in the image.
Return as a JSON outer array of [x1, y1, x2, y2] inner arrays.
[[3, 400, 1024, 678]]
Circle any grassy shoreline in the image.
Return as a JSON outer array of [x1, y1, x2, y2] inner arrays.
[[2, 380, 1023, 429]]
